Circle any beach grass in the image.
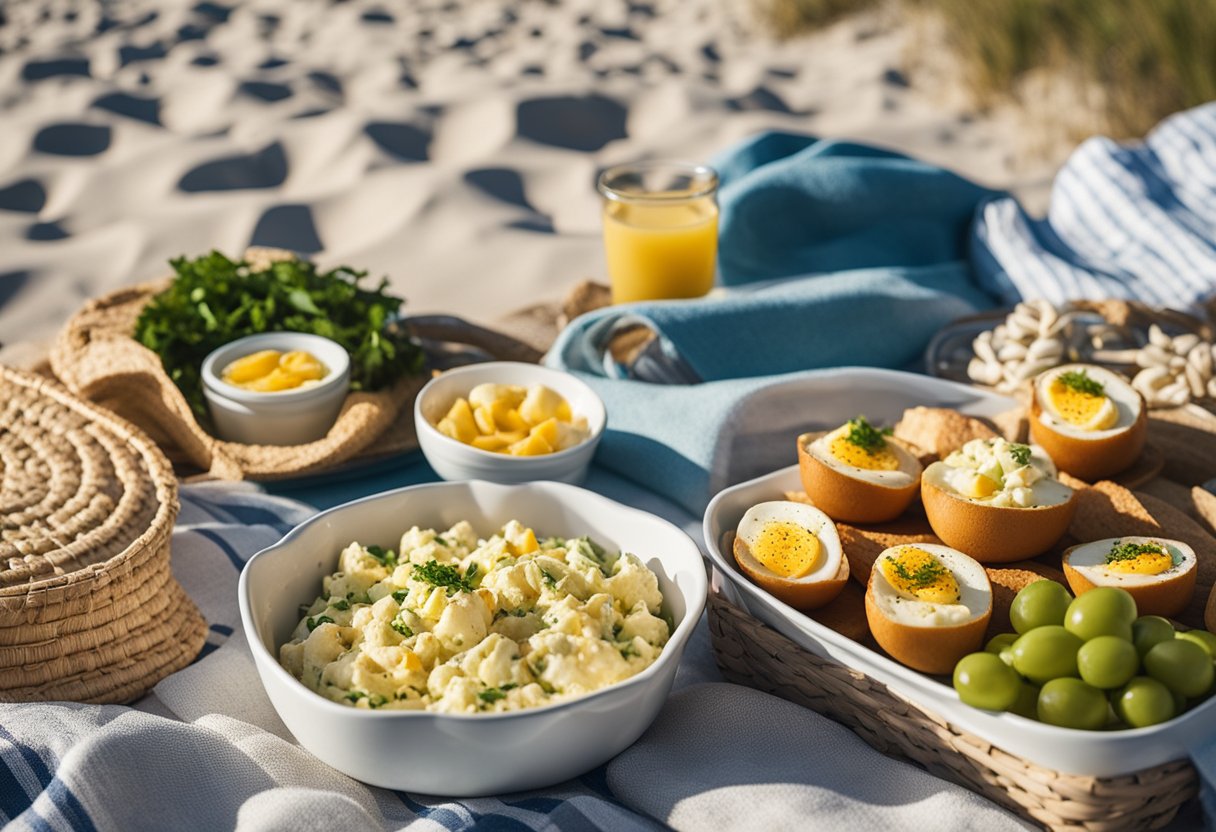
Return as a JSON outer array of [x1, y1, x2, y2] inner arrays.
[[757, 0, 1216, 136]]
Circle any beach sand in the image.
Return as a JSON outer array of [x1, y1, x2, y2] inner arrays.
[[0, 0, 1066, 352]]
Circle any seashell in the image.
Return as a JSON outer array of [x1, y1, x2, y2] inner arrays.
[[973, 336, 997, 364], [1016, 358, 1058, 381], [1208, 377, 1216, 399], [1187, 343, 1213, 378], [1169, 355, 1187, 371], [1172, 333, 1201, 356], [967, 357, 1001, 386], [1026, 337, 1064, 362], [1148, 325, 1172, 348], [1133, 366, 1171, 391], [998, 342, 1028, 362], [1186, 364, 1207, 398]]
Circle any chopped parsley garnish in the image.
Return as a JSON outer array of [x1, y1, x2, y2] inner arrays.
[[888, 558, 947, 589], [433, 536, 449, 548], [619, 643, 639, 659], [306, 615, 334, 631], [390, 619, 413, 638], [329, 598, 350, 611], [1058, 369, 1105, 397], [344, 690, 367, 703], [365, 545, 398, 568], [477, 683, 518, 704], [540, 569, 558, 588], [412, 560, 474, 595], [493, 608, 528, 621], [1106, 540, 1166, 563], [1008, 443, 1032, 467], [391, 590, 408, 604], [346, 591, 371, 604], [844, 416, 891, 453], [465, 562, 480, 583], [368, 694, 388, 709]]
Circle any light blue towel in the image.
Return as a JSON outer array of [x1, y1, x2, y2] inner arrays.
[[547, 103, 1216, 516]]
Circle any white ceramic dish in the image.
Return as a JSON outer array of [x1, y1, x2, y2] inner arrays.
[[702, 367, 1216, 778], [239, 479, 706, 795], [202, 332, 351, 445], [414, 362, 606, 484]]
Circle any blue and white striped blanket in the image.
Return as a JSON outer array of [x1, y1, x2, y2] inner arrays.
[[0, 482, 1031, 832]]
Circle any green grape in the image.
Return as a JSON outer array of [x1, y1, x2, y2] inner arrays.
[[1077, 636, 1139, 689], [1144, 639, 1215, 698], [1064, 588, 1137, 642], [1011, 625, 1083, 685], [1132, 616, 1176, 659], [1009, 580, 1073, 634], [1010, 682, 1040, 720], [1113, 676, 1176, 728], [1037, 678, 1109, 730], [1176, 630, 1216, 660], [985, 633, 1018, 655], [953, 652, 1021, 711]]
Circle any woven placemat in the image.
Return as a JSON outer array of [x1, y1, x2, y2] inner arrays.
[[0, 365, 205, 703], [708, 586, 1197, 831]]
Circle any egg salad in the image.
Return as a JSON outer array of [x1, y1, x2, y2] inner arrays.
[[279, 520, 670, 713], [937, 437, 1071, 509]]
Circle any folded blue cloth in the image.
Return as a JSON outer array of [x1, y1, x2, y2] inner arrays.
[[547, 136, 1003, 513]]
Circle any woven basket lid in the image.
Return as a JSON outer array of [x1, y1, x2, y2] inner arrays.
[[0, 365, 206, 703]]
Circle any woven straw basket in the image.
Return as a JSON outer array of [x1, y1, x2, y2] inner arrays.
[[708, 586, 1198, 831], [48, 248, 424, 481], [0, 365, 206, 703]]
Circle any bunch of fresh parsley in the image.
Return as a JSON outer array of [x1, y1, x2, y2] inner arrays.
[[133, 251, 424, 420]]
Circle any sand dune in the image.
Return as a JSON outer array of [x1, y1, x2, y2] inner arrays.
[[0, 0, 1064, 351]]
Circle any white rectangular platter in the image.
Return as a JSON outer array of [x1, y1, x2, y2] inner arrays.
[[702, 366, 1216, 777]]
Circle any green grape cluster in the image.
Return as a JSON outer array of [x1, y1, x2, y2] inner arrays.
[[952, 580, 1216, 730]]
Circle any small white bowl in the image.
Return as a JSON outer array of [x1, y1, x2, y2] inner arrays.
[[201, 332, 351, 446], [414, 361, 606, 484], [238, 479, 707, 795]]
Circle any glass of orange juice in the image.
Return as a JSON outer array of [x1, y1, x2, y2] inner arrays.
[[597, 161, 719, 304]]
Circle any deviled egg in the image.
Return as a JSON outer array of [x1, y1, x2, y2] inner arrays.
[[921, 437, 1075, 562], [797, 417, 923, 523], [1063, 537, 1197, 618], [1029, 364, 1147, 481], [733, 501, 848, 610], [865, 543, 993, 674]]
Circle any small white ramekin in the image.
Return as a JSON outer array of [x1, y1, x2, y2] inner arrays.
[[414, 361, 606, 484], [201, 332, 351, 446]]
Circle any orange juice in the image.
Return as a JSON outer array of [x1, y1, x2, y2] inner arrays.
[[602, 197, 719, 303]]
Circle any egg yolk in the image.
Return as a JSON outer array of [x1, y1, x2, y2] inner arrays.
[[750, 521, 822, 579], [1105, 543, 1173, 575], [828, 434, 899, 471], [1046, 380, 1117, 431], [881, 547, 960, 604], [222, 349, 327, 392]]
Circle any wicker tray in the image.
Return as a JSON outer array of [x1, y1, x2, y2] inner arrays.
[[707, 584, 1198, 831], [0, 365, 206, 703]]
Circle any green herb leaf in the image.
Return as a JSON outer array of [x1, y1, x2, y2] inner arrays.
[[368, 694, 388, 709], [887, 557, 947, 589], [1058, 369, 1105, 397], [1106, 540, 1166, 563], [390, 619, 414, 638], [132, 251, 424, 421], [344, 690, 367, 703], [1008, 443, 1032, 467], [412, 560, 474, 595], [329, 598, 350, 611], [365, 545, 398, 567], [477, 683, 518, 704], [464, 562, 480, 584], [306, 615, 335, 631], [844, 416, 891, 453], [540, 568, 558, 588], [391, 590, 409, 604]]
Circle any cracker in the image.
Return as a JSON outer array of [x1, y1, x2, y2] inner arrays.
[[809, 581, 869, 643], [1066, 479, 1161, 542], [1194, 487, 1216, 537], [1148, 410, 1216, 486], [893, 406, 1000, 459], [1136, 478, 1201, 521], [991, 407, 1029, 443], [986, 562, 1067, 638], [838, 518, 941, 586], [783, 490, 816, 507]]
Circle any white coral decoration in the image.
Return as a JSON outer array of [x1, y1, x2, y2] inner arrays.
[[1132, 325, 1216, 408], [967, 300, 1071, 393]]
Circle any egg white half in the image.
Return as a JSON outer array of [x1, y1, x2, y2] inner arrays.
[[735, 501, 843, 584], [1035, 364, 1141, 440], [1066, 536, 1196, 588], [808, 426, 921, 488], [871, 543, 991, 627]]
